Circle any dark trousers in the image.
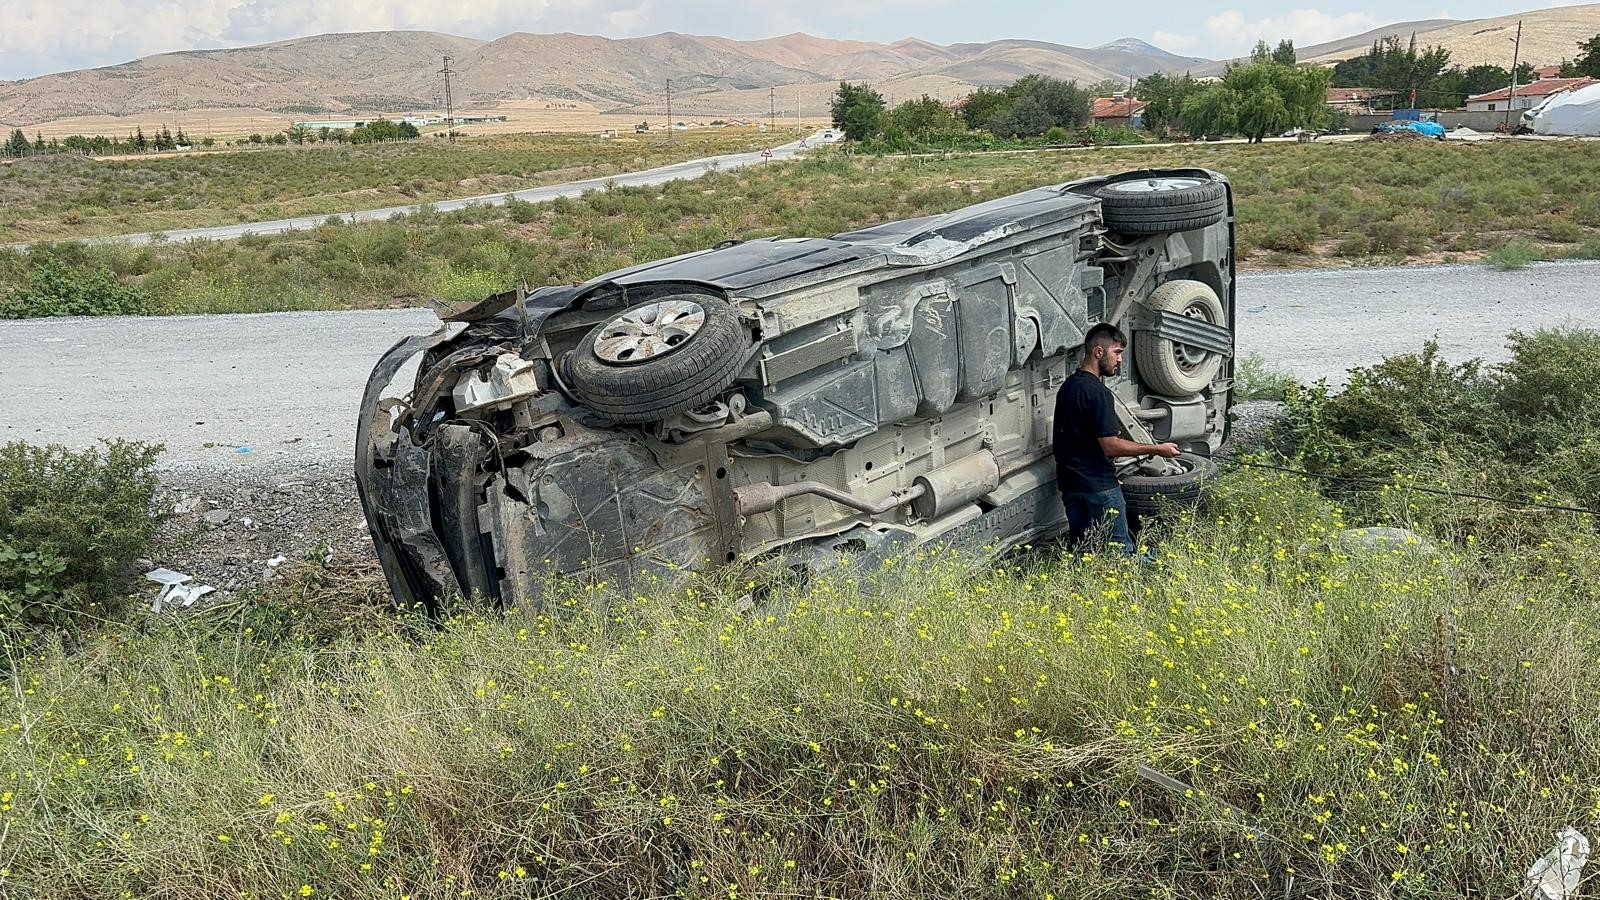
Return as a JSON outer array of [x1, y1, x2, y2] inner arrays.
[[1062, 485, 1134, 555]]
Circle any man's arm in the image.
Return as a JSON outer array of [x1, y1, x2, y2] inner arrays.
[[1100, 435, 1181, 458]]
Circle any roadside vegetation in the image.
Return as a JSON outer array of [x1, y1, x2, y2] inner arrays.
[[2, 328, 1598, 897], [6, 138, 1600, 318], [0, 129, 772, 243]]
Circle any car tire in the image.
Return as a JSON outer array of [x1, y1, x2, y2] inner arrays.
[[1094, 176, 1228, 234], [1122, 452, 1218, 516], [1135, 279, 1227, 395], [567, 294, 749, 423]]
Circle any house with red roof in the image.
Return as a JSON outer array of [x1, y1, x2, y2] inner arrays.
[[1090, 96, 1147, 128], [1467, 76, 1598, 111]]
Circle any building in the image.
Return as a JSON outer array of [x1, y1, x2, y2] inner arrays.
[[1533, 64, 1563, 80], [292, 114, 508, 130], [1326, 87, 1393, 115], [1466, 77, 1599, 112], [1090, 96, 1147, 128]]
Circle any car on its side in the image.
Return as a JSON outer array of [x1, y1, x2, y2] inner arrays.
[[357, 169, 1238, 612]]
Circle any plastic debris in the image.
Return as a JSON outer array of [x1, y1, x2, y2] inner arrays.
[[145, 568, 216, 613], [1528, 826, 1590, 900], [235, 446, 253, 454]]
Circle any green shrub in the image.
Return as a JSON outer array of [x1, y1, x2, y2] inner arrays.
[[0, 440, 162, 630], [1543, 220, 1584, 242], [1485, 238, 1541, 270], [1232, 351, 1297, 400], [1277, 331, 1600, 543], [1, 255, 150, 318]]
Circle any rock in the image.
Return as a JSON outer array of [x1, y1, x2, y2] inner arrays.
[[203, 509, 233, 526], [174, 496, 202, 515], [1335, 526, 1434, 553]]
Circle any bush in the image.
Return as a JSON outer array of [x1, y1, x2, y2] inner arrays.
[[1233, 351, 1297, 400], [1485, 238, 1541, 270], [1, 255, 150, 318], [1278, 330, 1600, 542], [0, 440, 162, 630]]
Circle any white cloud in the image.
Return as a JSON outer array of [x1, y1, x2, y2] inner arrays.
[[1201, 8, 1384, 58]]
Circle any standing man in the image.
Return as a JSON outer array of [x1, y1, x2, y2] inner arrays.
[[1053, 323, 1180, 554]]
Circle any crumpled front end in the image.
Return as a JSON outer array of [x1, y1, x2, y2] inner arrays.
[[355, 299, 727, 613]]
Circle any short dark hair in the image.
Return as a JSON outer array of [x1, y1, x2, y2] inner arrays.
[[1085, 322, 1127, 350]]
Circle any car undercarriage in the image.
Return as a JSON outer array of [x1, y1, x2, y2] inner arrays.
[[357, 168, 1237, 612]]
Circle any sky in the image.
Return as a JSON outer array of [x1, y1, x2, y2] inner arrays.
[[2, 0, 1592, 81]]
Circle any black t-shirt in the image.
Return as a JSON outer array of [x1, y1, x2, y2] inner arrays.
[[1053, 370, 1121, 493]]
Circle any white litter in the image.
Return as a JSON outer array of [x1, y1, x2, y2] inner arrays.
[[144, 568, 216, 613], [1528, 826, 1590, 900]]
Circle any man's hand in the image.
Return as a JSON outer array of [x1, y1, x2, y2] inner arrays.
[[1099, 436, 1185, 459]]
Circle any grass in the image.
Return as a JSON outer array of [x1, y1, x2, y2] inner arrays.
[[2, 470, 1597, 897], [0, 130, 773, 243], [1485, 238, 1541, 270], [7, 139, 1600, 317]]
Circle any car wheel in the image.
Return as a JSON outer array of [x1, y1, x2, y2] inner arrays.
[[1134, 279, 1227, 395], [1122, 451, 1218, 516], [567, 294, 750, 423], [1093, 176, 1228, 234]]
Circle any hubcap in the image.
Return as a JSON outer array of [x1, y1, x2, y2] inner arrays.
[[1105, 177, 1206, 194], [593, 299, 706, 364]]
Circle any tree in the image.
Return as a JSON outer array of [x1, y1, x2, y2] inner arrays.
[[132, 127, 149, 153], [1219, 59, 1330, 141], [1556, 34, 1598, 77], [1136, 72, 1198, 134], [830, 82, 887, 141], [175, 128, 189, 147], [1330, 34, 1451, 104], [1181, 84, 1237, 138], [318, 126, 331, 143], [285, 124, 313, 145], [1272, 39, 1297, 67], [397, 120, 420, 139], [886, 95, 961, 137], [5, 128, 29, 158], [1085, 78, 1131, 98], [32, 132, 46, 153], [1460, 64, 1510, 97], [959, 86, 1009, 130], [987, 94, 1055, 138], [154, 126, 175, 152]]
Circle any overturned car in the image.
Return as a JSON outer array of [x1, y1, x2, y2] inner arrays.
[[357, 169, 1237, 611]]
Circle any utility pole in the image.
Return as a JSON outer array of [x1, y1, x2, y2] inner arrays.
[[769, 87, 776, 133], [666, 78, 674, 142], [1505, 20, 1523, 129], [439, 56, 456, 142]]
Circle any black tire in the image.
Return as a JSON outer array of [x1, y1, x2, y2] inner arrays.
[[567, 294, 750, 423], [1122, 452, 1218, 516], [1094, 177, 1228, 234]]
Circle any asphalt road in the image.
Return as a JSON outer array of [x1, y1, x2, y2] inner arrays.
[[4, 260, 1598, 470], [72, 132, 832, 246]]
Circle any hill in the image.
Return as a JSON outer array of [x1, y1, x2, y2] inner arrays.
[[0, 29, 1196, 128], [1304, 3, 1600, 69]]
